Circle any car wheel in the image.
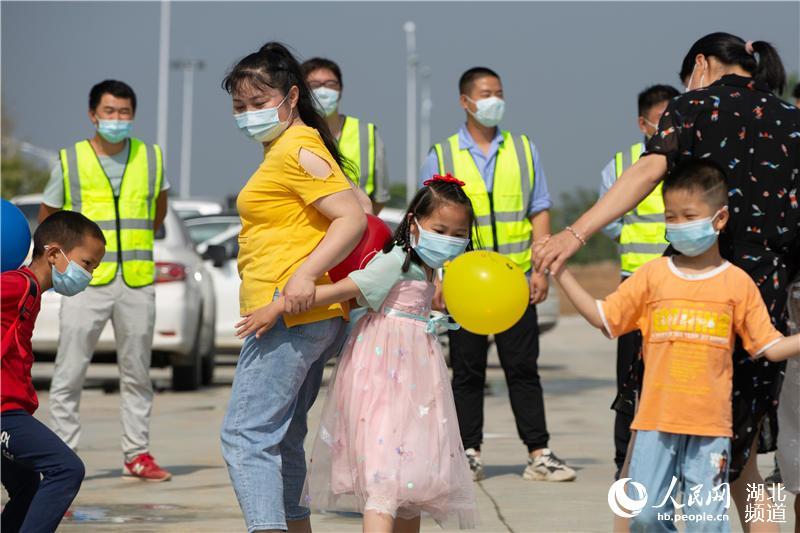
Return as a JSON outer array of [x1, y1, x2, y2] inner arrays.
[[171, 311, 204, 392], [200, 329, 216, 386]]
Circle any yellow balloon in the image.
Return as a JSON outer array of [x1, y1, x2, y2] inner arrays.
[[442, 251, 529, 335]]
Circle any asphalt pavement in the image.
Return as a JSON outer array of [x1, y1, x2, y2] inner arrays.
[[15, 316, 797, 532]]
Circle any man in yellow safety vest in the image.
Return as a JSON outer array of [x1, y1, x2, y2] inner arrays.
[[302, 57, 390, 214], [38, 80, 172, 482], [421, 67, 575, 483], [598, 84, 679, 479]]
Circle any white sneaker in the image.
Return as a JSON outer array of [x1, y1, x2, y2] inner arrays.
[[523, 448, 576, 482], [465, 448, 485, 482]]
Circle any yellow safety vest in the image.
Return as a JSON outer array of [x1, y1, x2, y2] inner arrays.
[[338, 116, 377, 197], [61, 138, 163, 287], [433, 131, 535, 272], [616, 142, 667, 275]]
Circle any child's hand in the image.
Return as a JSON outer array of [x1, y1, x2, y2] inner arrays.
[[235, 302, 282, 339]]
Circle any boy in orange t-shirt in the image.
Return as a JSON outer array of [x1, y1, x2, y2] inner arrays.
[[555, 159, 800, 532]]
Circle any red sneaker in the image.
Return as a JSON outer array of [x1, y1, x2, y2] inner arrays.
[[123, 453, 172, 482]]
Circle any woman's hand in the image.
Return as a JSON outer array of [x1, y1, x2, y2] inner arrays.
[[282, 273, 317, 314], [236, 301, 283, 339], [533, 230, 583, 276], [529, 271, 549, 305]]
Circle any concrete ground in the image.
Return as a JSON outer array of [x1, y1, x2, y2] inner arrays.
[[17, 317, 797, 532]]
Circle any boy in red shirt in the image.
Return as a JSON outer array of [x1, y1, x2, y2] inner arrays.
[[2, 211, 105, 533], [555, 160, 800, 532]]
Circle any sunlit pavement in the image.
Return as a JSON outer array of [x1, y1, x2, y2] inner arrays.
[[13, 317, 796, 532]]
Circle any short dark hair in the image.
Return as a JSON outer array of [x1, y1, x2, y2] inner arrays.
[[638, 84, 680, 116], [301, 57, 343, 86], [32, 211, 105, 259], [662, 159, 729, 209], [793, 82, 800, 100], [459, 67, 501, 95], [89, 80, 137, 113]]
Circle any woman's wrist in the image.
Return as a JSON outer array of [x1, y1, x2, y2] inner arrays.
[[565, 225, 587, 247]]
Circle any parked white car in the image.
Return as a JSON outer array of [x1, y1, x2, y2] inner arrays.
[[12, 195, 217, 391], [170, 199, 224, 219]]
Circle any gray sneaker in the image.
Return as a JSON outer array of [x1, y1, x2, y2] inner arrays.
[[465, 448, 485, 482], [523, 448, 576, 482]]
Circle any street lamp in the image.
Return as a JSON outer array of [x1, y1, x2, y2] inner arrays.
[[171, 59, 204, 199]]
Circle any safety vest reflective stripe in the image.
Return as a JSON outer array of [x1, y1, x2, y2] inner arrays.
[[433, 131, 535, 272], [61, 138, 162, 287], [338, 116, 376, 196], [615, 142, 668, 275], [619, 242, 667, 255]]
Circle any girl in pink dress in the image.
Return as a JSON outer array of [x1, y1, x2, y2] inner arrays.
[[236, 175, 479, 532]]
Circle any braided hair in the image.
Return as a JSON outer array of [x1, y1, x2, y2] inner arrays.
[[382, 176, 477, 272]]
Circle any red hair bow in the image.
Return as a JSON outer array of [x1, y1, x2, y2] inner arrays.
[[423, 173, 466, 187]]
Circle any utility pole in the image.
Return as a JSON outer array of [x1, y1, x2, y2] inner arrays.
[[171, 59, 205, 199], [420, 65, 433, 168], [156, 1, 171, 152], [403, 21, 418, 204]]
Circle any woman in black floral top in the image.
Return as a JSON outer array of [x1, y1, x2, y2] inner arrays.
[[535, 32, 799, 526]]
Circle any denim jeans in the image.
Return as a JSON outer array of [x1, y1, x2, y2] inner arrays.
[[221, 314, 347, 532], [1, 410, 85, 533], [628, 430, 731, 533]]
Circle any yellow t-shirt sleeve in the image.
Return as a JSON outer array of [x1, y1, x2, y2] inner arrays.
[[283, 144, 351, 206], [735, 275, 784, 356]]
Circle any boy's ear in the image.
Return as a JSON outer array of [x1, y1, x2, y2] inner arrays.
[[43, 243, 61, 266], [714, 206, 730, 231]]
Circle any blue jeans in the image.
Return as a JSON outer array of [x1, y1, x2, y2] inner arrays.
[[629, 430, 731, 533], [221, 315, 347, 532], [1, 410, 85, 533]]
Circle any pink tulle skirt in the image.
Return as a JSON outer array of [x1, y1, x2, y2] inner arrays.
[[303, 280, 478, 528]]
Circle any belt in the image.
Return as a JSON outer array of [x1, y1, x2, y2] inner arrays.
[[380, 307, 461, 334]]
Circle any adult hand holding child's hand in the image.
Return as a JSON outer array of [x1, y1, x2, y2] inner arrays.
[[282, 273, 316, 314]]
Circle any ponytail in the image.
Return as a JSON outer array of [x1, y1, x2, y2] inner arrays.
[[679, 32, 786, 94], [222, 42, 356, 176]]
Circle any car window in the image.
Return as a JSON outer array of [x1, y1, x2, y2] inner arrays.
[[176, 209, 201, 219], [187, 221, 238, 245]]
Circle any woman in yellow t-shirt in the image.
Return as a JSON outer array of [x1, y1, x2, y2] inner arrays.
[[219, 42, 367, 533]]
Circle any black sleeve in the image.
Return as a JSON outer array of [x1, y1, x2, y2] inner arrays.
[[645, 96, 698, 171]]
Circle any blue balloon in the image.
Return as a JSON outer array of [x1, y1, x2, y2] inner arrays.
[[1, 199, 32, 272]]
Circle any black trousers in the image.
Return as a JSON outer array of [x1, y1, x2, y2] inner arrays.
[[449, 304, 548, 452], [612, 329, 642, 472]]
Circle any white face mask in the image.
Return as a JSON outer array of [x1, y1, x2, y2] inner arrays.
[[466, 96, 505, 127], [312, 87, 340, 117]]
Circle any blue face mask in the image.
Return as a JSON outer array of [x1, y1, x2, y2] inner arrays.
[[234, 94, 290, 143], [49, 247, 93, 296], [96, 119, 132, 144], [312, 87, 340, 117], [412, 219, 470, 269], [665, 208, 725, 257], [467, 96, 505, 127]]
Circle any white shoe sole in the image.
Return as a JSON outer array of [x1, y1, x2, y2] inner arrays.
[[121, 472, 172, 482], [522, 468, 576, 482]]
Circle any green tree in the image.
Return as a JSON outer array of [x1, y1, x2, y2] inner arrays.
[[1, 111, 50, 200]]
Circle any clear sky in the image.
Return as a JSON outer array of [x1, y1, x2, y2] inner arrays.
[[3, 1, 799, 204]]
